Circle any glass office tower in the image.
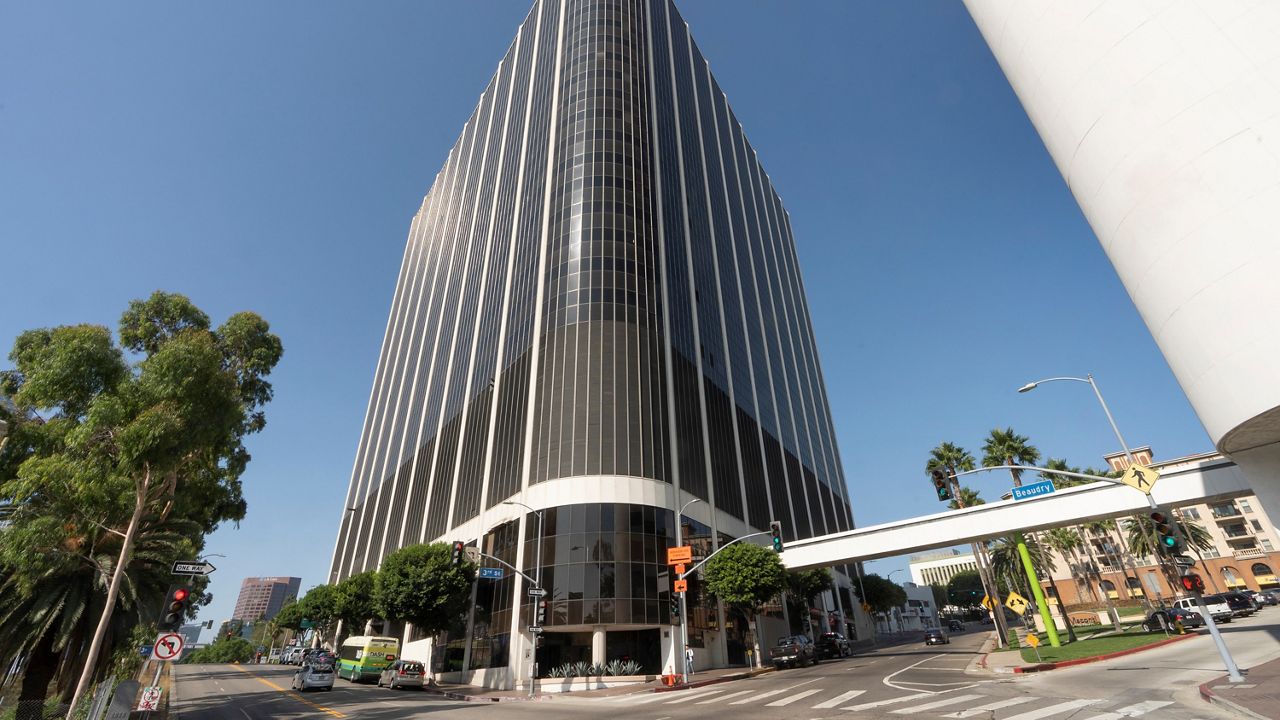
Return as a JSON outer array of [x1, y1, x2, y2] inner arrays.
[[330, 0, 856, 686]]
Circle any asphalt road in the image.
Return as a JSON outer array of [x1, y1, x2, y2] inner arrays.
[[173, 615, 1279, 719]]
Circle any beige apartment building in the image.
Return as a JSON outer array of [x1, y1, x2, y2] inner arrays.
[[1040, 450, 1278, 607]]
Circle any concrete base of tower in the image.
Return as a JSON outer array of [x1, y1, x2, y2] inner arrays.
[[1228, 442, 1280, 536]]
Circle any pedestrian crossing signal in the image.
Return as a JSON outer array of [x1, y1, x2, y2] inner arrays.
[[931, 469, 952, 502], [1179, 573, 1205, 593]]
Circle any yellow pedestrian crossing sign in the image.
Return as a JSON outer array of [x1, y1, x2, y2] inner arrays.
[[1120, 464, 1160, 495], [1005, 591, 1030, 614], [980, 595, 995, 610]]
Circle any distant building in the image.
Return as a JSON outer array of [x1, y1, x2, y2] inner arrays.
[[231, 577, 301, 622], [909, 549, 978, 588]]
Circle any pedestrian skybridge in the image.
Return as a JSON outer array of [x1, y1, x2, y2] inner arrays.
[[781, 454, 1251, 570]]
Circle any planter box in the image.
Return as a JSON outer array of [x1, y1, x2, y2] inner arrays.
[[535, 674, 655, 693]]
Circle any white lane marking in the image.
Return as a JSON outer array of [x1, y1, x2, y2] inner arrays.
[[883, 654, 965, 691], [943, 696, 1036, 717], [664, 689, 724, 704], [812, 689, 865, 708], [701, 689, 754, 704], [1082, 700, 1174, 719], [842, 693, 932, 711], [1002, 698, 1102, 720], [764, 688, 822, 707], [889, 694, 985, 714], [623, 692, 678, 704], [729, 679, 820, 705]]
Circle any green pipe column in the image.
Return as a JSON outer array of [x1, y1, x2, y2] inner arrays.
[[1017, 536, 1061, 647]]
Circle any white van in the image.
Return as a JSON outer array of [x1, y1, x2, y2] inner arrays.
[[1175, 596, 1231, 623]]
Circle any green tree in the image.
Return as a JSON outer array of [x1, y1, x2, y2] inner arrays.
[[335, 572, 379, 636], [786, 568, 832, 638], [375, 543, 475, 638], [929, 583, 948, 612], [855, 574, 907, 615], [946, 570, 987, 606], [948, 487, 985, 511], [703, 543, 787, 666], [0, 292, 282, 711], [295, 584, 341, 646], [184, 636, 255, 664]]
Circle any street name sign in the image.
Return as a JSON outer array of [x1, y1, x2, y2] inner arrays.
[[1120, 464, 1160, 495], [171, 560, 216, 576], [527, 626, 543, 634], [1173, 554, 1196, 568], [527, 587, 547, 597], [666, 546, 692, 564], [1011, 480, 1056, 501], [152, 632, 185, 661], [478, 567, 504, 580]]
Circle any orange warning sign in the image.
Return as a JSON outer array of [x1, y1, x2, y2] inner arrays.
[[666, 546, 692, 564], [673, 579, 688, 593]]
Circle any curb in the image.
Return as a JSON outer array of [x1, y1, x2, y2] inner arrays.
[[1198, 679, 1269, 720], [654, 666, 776, 693], [424, 686, 549, 703], [1011, 632, 1196, 674]]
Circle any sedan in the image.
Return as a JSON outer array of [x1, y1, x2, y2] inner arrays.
[[924, 628, 949, 645], [377, 660, 426, 690]]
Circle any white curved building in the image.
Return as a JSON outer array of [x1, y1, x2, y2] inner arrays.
[[964, 0, 1280, 517]]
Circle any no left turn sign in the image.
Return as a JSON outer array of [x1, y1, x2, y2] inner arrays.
[[153, 632, 185, 661]]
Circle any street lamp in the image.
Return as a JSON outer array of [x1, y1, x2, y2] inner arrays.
[[502, 500, 544, 697], [673, 497, 700, 678], [1019, 372, 1245, 682], [1017, 375, 1135, 464]]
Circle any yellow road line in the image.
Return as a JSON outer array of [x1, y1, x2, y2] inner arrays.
[[231, 664, 346, 718]]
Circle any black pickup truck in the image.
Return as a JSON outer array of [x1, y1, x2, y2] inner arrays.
[[770, 635, 818, 668]]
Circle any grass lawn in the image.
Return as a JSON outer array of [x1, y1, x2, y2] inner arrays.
[[1019, 631, 1178, 663]]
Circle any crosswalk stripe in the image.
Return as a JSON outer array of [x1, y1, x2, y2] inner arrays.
[[889, 694, 984, 714], [812, 690, 865, 709], [1083, 700, 1174, 719], [1002, 698, 1102, 720], [730, 687, 792, 705], [842, 693, 932, 712], [665, 689, 724, 704], [701, 689, 754, 704], [765, 689, 822, 707], [943, 697, 1037, 717], [623, 692, 678, 704]]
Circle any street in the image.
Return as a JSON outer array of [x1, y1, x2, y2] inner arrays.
[[173, 613, 1279, 719]]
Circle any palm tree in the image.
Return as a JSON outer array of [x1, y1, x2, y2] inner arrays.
[[1038, 527, 1084, 642], [1043, 527, 1093, 601], [981, 427, 1040, 487], [924, 442, 1008, 647]]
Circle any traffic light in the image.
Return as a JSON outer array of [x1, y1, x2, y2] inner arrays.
[[161, 586, 191, 631], [1150, 510, 1183, 554], [451, 540, 465, 566], [1180, 573, 1206, 593], [535, 600, 547, 625], [931, 468, 952, 502], [670, 598, 681, 620], [769, 521, 784, 552]]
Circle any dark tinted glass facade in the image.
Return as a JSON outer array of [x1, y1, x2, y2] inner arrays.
[[330, 0, 853, 666]]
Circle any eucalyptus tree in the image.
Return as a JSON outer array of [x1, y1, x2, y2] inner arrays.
[[0, 292, 282, 713]]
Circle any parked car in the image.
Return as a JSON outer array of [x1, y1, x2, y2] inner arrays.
[[1175, 595, 1232, 623], [292, 658, 335, 692], [815, 632, 851, 659], [1242, 589, 1274, 608], [1220, 592, 1256, 617], [924, 628, 949, 646], [377, 659, 426, 690], [283, 647, 305, 665], [1144, 606, 1202, 630], [1263, 589, 1280, 605], [947, 619, 965, 632], [770, 635, 818, 668]]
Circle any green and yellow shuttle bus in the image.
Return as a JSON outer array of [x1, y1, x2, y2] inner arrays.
[[337, 636, 399, 682]]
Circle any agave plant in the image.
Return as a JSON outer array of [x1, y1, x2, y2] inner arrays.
[[608, 659, 641, 676]]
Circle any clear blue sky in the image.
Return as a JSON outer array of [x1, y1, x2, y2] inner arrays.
[[0, 1, 1211, 635]]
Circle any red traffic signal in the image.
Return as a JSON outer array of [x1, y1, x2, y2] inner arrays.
[[161, 585, 192, 631], [1179, 574, 1206, 593], [172, 588, 189, 602], [451, 540, 465, 566]]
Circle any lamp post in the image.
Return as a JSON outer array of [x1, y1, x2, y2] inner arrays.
[[503, 500, 544, 697], [1019, 373, 1244, 681], [673, 497, 700, 678]]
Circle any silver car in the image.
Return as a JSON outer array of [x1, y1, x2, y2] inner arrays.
[[292, 660, 335, 692], [377, 660, 426, 690]]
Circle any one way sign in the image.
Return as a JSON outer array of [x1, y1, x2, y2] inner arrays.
[[171, 560, 217, 576]]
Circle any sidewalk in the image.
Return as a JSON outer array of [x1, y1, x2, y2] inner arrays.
[[1199, 657, 1280, 720]]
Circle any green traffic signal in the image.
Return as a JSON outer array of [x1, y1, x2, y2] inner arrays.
[[769, 521, 784, 552]]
